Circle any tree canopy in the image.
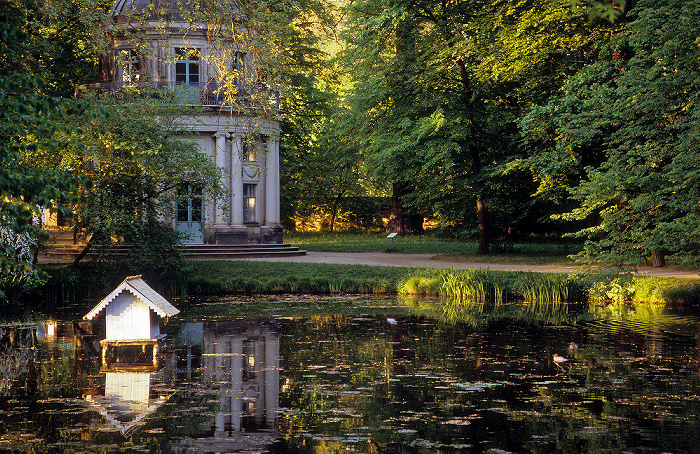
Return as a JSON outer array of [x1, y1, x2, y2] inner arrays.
[[0, 11, 83, 291], [526, 0, 700, 268], [3, 0, 700, 274]]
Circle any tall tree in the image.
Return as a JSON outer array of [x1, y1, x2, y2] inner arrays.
[[0, 10, 83, 294], [21, 94, 227, 262], [337, 0, 607, 250], [523, 0, 700, 269]]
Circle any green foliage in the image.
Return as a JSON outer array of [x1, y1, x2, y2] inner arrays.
[[397, 276, 440, 296], [570, 0, 627, 23], [0, 14, 85, 299], [0, 0, 108, 96], [331, 0, 612, 245], [22, 92, 227, 259], [524, 0, 700, 270]]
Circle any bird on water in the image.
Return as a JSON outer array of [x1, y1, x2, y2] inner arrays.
[[553, 354, 568, 372]]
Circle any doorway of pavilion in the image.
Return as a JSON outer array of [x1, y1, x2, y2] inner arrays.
[[175, 184, 204, 244]]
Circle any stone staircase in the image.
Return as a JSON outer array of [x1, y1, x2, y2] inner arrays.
[[42, 228, 306, 261]]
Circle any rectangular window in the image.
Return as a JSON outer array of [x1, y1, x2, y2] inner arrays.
[[243, 184, 256, 223], [175, 48, 200, 84], [232, 51, 247, 89], [242, 142, 255, 162], [243, 340, 256, 379], [177, 184, 203, 222], [121, 49, 140, 84], [242, 136, 265, 162]]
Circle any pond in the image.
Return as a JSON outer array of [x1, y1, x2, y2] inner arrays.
[[1, 295, 700, 453]]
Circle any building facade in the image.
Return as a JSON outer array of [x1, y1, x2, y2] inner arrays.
[[99, 0, 282, 245]]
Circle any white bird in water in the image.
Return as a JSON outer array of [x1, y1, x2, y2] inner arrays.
[[553, 354, 568, 372], [387, 317, 398, 325]]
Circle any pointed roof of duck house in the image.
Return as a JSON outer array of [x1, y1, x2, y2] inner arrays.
[[84, 275, 180, 320]]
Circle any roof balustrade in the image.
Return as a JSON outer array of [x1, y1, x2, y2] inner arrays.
[[78, 80, 280, 110]]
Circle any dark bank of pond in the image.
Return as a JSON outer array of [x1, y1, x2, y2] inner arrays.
[[1, 295, 700, 453]]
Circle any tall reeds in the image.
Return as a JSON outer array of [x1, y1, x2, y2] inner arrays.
[[439, 269, 509, 305], [408, 270, 584, 308], [514, 272, 579, 305]]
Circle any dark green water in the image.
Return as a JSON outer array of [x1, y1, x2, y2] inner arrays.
[[1, 296, 699, 453]]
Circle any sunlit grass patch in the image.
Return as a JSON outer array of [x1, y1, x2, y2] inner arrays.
[[631, 277, 700, 306], [397, 276, 440, 296]]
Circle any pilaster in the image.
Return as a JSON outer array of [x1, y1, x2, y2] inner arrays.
[[213, 132, 230, 227], [264, 137, 280, 226], [231, 135, 244, 226]]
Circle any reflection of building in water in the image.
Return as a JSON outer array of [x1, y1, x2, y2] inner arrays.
[[178, 320, 280, 453], [84, 369, 173, 437]]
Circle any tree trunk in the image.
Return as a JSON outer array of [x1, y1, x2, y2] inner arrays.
[[386, 182, 423, 234], [456, 56, 490, 255], [651, 250, 666, 267], [72, 245, 90, 266], [384, 19, 423, 235], [477, 198, 489, 254]]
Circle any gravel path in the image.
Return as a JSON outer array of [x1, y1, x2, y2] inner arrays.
[[242, 251, 700, 279]]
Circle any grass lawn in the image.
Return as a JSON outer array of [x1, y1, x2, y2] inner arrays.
[[190, 259, 426, 288], [285, 231, 580, 265]]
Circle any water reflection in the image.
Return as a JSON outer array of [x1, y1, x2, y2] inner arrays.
[[84, 370, 173, 437], [178, 320, 279, 453], [0, 298, 699, 453]]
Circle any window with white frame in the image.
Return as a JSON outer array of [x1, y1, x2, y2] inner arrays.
[[175, 48, 200, 84], [120, 49, 140, 84], [243, 184, 256, 223]]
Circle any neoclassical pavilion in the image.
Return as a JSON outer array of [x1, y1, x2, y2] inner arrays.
[[99, 0, 282, 245]]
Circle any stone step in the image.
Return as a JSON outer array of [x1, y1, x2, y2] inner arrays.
[[45, 228, 89, 246], [44, 243, 306, 261], [182, 249, 306, 259]]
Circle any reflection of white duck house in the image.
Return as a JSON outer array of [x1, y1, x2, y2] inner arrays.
[[85, 370, 170, 437], [94, 0, 282, 245], [84, 275, 179, 368]]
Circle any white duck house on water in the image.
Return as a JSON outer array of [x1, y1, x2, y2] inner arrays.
[[84, 275, 180, 369]]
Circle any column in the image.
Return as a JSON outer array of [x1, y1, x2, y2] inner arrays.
[[264, 333, 279, 428], [213, 132, 229, 226], [264, 137, 280, 226], [214, 338, 228, 436], [231, 135, 244, 226], [231, 338, 243, 431]]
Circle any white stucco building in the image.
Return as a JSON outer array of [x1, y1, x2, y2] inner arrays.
[[99, 0, 283, 245]]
